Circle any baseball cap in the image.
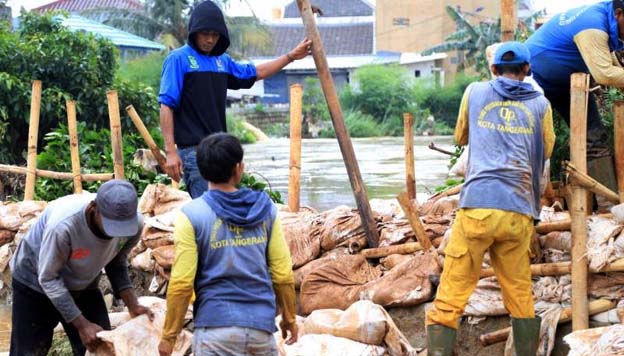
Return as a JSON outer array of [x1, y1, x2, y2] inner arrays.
[[95, 180, 139, 237], [492, 41, 531, 65]]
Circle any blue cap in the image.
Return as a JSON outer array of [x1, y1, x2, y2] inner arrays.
[[492, 41, 531, 65], [95, 180, 139, 237]]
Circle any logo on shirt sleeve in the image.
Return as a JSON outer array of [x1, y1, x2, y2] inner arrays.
[[188, 55, 200, 69]]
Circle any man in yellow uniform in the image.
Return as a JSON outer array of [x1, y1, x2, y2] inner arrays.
[[158, 133, 297, 356], [425, 42, 555, 356]]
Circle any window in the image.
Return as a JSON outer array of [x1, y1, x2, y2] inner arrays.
[[414, 70, 421, 78]]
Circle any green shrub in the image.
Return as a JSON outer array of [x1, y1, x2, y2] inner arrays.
[[226, 114, 256, 144], [413, 74, 478, 128], [303, 77, 330, 123], [117, 50, 166, 90], [319, 110, 385, 138]]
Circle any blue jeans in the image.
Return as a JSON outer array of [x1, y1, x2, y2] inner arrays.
[[192, 326, 278, 356], [178, 146, 208, 199]]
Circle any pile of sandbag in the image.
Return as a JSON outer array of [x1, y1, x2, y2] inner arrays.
[[0, 200, 46, 247], [87, 296, 192, 356], [128, 184, 191, 294], [564, 324, 624, 356], [275, 300, 417, 356]]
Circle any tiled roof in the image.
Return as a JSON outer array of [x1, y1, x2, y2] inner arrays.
[[34, 0, 143, 13], [60, 15, 164, 50], [283, 0, 373, 18], [256, 22, 373, 57]]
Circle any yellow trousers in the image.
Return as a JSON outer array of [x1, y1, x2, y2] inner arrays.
[[426, 208, 535, 329]]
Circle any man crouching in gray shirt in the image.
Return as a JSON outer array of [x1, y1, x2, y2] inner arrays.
[[9, 180, 153, 355]]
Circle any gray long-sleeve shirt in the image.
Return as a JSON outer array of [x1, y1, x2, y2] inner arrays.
[[10, 193, 142, 322]]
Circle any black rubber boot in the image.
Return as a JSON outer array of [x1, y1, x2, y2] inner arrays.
[[512, 316, 541, 356], [426, 324, 456, 356]]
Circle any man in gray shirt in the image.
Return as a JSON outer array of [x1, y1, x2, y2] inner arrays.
[[9, 180, 152, 355]]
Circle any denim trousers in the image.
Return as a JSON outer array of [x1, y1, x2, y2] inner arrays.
[[192, 326, 278, 356], [178, 146, 209, 199]]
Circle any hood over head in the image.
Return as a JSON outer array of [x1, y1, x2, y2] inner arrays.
[[188, 0, 230, 56], [202, 188, 273, 228], [490, 76, 541, 101]]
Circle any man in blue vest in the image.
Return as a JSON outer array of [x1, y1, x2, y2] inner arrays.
[[158, 133, 297, 356], [425, 42, 555, 356], [159, 0, 311, 198], [525, 0, 624, 199]]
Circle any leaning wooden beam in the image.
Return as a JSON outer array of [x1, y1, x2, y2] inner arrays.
[[126, 105, 179, 189], [565, 161, 619, 204], [0, 164, 113, 181], [404, 113, 416, 200], [479, 299, 615, 346], [480, 262, 571, 278], [569, 73, 590, 330], [397, 191, 432, 250], [288, 84, 303, 213], [614, 100, 624, 202], [297, 0, 379, 247], [360, 242, 423, 259], [24, 80, 42, 200], [427, 183, 463, 204], [107, 91, 125, 180], [66, 100, 82, 194], [501, 0, 517, 42]]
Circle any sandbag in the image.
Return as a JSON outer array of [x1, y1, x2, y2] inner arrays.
[[361, 252, 440, 308], [533, 276, 571, 306], [152, 245, 175, 270], [280, 334, 386, 356], [138, 184, 190, 216], [464, 277, 506, 316], [142, 228, 173, 250], [539, 231, 571, 252], [131, 249, 155, 272], [589, 273, 624, 300], [369, 198, 403, 219], [542, 248, 570, 263], [538, 207, 570, 223], [0, 200, 46, 231], [0, 229, 15, 246], [565, 324, 624, 356], [319, 206, 367, 251], [380, 254, 413, 270], [87, 297, 191, 356], [281, 211, 322, 269], [300, 254, 381, 315], [294, 247, 350, 289], [378, 221, 413, 247], [587, 216, 623, 271], [0, 243, 11, 273], [420, 197, 458, 217]]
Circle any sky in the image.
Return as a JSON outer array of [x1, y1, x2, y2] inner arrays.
[[6, 0, 605, 19]]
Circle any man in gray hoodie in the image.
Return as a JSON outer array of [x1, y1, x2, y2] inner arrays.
[[9, 180, 151, 356]]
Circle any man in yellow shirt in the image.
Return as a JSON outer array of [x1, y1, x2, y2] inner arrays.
[[425, 42, 555, 356], [158, 133, 297, 356]]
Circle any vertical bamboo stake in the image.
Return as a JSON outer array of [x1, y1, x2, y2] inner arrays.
[[614, 100, 624, 203], [24, 80, 42, 201], [569, 73, 590, 330], [404, 113, 416, 200], [107, 91, 125, 180], [288, 84, 303, 212], [126, 105, 179, 189], [66, 100, 82, 193], [501, 0, 517, 42], [297, 0, 380, 247], [397, 191, 432, 250]]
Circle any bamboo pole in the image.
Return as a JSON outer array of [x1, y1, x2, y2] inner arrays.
[[288, 84, 303, 212], [24, 80, 42, 200], [427, 183, 463, 203], [125, 105, 179, 189], [397, 191, 432, 250], [106, 91, 124, 180], [480, 262, 571, 278], [404, 113, 416, 200], [535, 220, 571, 234], [590, 257, 624, 273], [297, 0, 379, 247], [361, 242, 423, 259], [501, 0, 517, 42], [66, 100, 82, 193], [479, 299, 615, 346], [0, 164, 113, 181], [614, 100, 624, 202], [569, 73, 590, 330], [565, 162, 619, 204]]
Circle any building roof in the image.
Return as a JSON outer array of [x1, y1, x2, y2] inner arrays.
[[259, 22, 373, 57], [60, 15, 164, 50], [283, 0, 374, 18], [34, 0, 143, 13]]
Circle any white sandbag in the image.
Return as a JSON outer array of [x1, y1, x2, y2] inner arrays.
[[0, 243, 12, 273], [565, 324, 624, 356], [281, 334, 386, 356], [87, 297, 191, 356], [464, 277, 506, 316], [587, 216, 623, 271], [130, 249, 154, 272], [590, 308, 621, 324], [0, 200, 47, 231]]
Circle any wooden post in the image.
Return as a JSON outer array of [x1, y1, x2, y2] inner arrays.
[[397, 191, 432, 250], [0, 164, 113, 181], [569, 73, 590, 330], [297, 0, 380, 247], [404, 113, 416, 200], [501, 0, 517, 42], [24, 80, 42, 200], [106, 91, 125, 180], [66, 100, 82, 193], [614, 100, 624, 202], [288, 84, 303, 212], [126, 105, 178, 189], [361, 242, 422, 259]]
